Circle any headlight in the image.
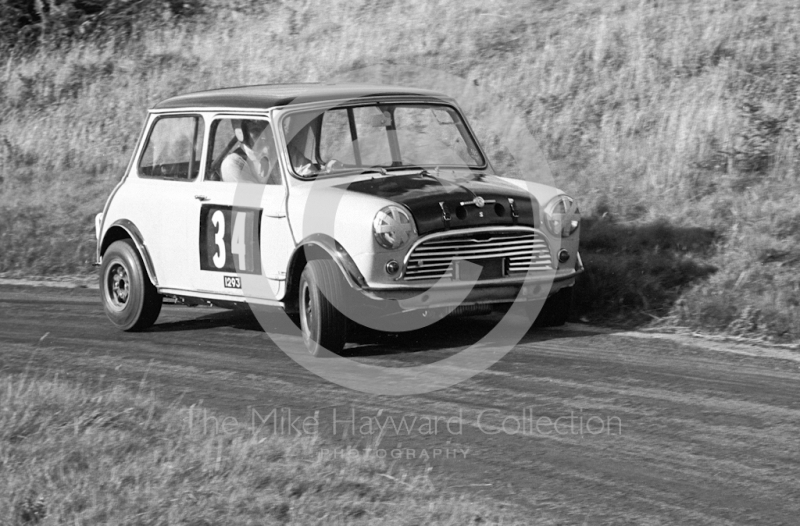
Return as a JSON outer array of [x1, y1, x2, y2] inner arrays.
[[544, 195, 580, 237], [372, 205, 415, 250]]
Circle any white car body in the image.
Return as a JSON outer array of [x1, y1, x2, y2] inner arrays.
[[96, 83, 583, 352]]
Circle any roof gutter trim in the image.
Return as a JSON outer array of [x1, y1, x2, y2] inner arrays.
[[149, 95, 458, 114]]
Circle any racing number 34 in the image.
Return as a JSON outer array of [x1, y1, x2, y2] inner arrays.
[[199, 205, 262, 274]]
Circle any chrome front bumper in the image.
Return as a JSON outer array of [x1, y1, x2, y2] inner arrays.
[[360, 253, 584, 310]]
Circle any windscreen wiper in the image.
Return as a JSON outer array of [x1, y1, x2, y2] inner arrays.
[[359, 167, 388, 176], [382, 165, 440, 177]]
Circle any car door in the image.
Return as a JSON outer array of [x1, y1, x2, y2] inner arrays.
[[188, 115, 293, 302], [122, 113, 205, 292]]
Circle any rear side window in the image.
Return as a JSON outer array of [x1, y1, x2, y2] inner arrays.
[[139, 116, 204, 179]]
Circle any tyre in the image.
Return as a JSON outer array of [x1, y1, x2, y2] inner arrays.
[[531, 287, 572, 327], [100, 239, 162, 331], [299, 259, 349, 356]]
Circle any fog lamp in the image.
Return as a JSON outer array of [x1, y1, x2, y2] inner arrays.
[[385, 260, 400, 275]]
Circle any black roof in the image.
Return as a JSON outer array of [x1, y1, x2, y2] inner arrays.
[[153, 83, 453, 110]]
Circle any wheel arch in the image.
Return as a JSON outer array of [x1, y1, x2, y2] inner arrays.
[[99, 220, 158, 287], [284, 234, 366, 312]]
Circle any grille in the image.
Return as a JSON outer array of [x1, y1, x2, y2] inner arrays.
[[403, 230, 552, 281]]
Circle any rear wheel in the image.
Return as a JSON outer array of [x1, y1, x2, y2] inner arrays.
[[532, 287, 572, 327], [299, 260, 349, 356], [100, 239, 162, 331]]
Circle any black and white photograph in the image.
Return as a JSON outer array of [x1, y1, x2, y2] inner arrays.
[[1, 0, 798, 523]]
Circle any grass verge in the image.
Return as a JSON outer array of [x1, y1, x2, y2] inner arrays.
[[0, 369, 524, 525]]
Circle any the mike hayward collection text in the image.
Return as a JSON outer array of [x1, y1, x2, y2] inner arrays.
[[187, 406, 623, 437]]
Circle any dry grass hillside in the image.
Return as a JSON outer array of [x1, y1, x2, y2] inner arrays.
[[1, 0, 798, 341]]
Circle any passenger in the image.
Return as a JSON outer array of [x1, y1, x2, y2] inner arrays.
[[283, 114, 329, 176], [285, 129, 318, 176], [287, 134, 342, 176]]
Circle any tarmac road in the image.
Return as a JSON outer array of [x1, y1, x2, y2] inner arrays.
[[1, 284, 799, 525]]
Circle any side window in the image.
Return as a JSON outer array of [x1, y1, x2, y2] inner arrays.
[[210, 119, 237, 165], [139, 116, 204, 179], [207, 118, 280, 185]]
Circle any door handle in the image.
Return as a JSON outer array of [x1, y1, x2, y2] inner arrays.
[[194, 195, 209, 201]]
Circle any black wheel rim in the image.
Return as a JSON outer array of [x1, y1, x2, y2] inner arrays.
[[107, 262, 130, 311]]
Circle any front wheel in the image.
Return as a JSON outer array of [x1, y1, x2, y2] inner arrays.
[[299, 260, 349, 356], [100, 239, 162, 331]]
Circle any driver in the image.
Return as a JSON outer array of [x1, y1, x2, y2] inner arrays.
[[221, 120, 278, 184]]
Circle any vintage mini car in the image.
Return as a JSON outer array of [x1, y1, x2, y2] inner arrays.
[[95, 83, 583, 355]]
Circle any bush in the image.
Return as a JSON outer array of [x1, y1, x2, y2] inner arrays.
[[573, 217, 718, 324], [0, 0, 203, 52]]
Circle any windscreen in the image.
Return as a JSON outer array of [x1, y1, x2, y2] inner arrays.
[[282, 103, 486, 177]]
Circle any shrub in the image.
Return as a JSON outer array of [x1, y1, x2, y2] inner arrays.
[[573, 217, 718, 324], [0, 0, 203, 52]]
